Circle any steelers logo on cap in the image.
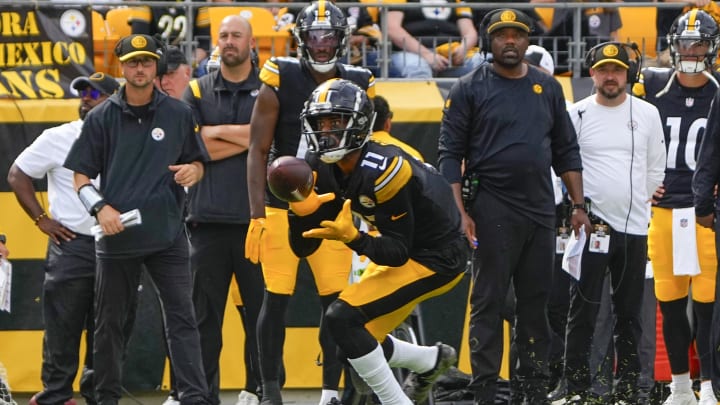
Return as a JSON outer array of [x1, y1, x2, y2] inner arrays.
[[602, 44, 619, 57], [500, 10, 517, 22], [131, 35, 148, 49]]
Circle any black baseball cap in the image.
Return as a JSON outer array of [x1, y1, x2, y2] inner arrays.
[[165, 46, 188, 72], [70, 72, 120, 96], [589, 43, 630, 70], [486, 9, 532, 35], [115, 34, 161, 62]]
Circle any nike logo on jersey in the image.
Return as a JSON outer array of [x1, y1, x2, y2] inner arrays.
[[390, 212, 407, 221]]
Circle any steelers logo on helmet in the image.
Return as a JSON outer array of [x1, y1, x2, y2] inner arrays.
[[301, 79, 376, 164], [668, 8, 720, 74], [293, 0, 350, 73]]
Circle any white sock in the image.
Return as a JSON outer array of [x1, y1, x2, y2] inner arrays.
[[386, 334, 438, 373], [348, 344, 412, 405], [318, 389, 338, 405], [671, 373, 692, 392]]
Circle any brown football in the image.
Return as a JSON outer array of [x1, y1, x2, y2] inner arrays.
[[267, 156, 314, 202]]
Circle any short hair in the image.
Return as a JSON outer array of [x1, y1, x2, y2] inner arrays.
[[372, 95, 392, 132]]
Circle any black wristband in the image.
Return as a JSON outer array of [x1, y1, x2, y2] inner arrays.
[[0, 234, 6, 244], [571, 204, 586, 212], [91, 201, 108, 217]]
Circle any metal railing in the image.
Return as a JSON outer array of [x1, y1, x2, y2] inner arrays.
[[1, 1, 683, 79]]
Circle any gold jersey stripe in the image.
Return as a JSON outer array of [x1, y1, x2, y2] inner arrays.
[[259, 60, 280, 88], [374, 156, 411, 203]]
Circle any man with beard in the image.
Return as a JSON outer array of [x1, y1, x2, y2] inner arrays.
[[7, 72, 119, 405], [181, 15, 265, 405], [557, 43, 666, 404], [64, 34, 210, 405], [438, 8, 590, 404], [245, 2, 374, 404]]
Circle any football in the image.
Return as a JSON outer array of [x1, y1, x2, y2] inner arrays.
[[267, 156, 314, 202]]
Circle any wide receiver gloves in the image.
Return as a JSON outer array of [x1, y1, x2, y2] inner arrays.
[[245, 218, 266, 264], [302, 199, 359, 243]]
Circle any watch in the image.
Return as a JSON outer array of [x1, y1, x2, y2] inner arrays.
[[91, 201, 108, 217], [571, 204, 587, 212]]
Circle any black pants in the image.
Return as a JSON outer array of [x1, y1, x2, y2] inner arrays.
[[563, 226, 647, 401], [467, 192, 554, 403], [34, 236, 95, 405], [94, 233, 208, 405], [189, 223, 264, 405]]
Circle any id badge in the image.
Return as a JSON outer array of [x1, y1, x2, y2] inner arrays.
[[556, 227, 569, 254], [588, 232, 610, 253]]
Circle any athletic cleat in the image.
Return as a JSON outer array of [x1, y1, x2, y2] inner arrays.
[[402, 343, 457, 404], [160, 396, 180, 405], [326, 398, 343, 405], [550, 394, 583, 405], [662, 388, 698, 405], [236, 390, 260, 405]]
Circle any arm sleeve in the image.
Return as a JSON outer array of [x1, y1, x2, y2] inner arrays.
[[438, 79, 471, 184], [693, 94, 720, 216], [346, 188, 413, 267], [550, 80, 583, 175]]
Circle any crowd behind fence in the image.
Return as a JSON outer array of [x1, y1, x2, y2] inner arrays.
[[2, 1, 689, 79]]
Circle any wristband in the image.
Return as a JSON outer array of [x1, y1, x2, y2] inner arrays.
[[78, 184, 105, 216], [571, 204, 586, 212], [0, 234, 6, 244], [34, 212, 48, 225]]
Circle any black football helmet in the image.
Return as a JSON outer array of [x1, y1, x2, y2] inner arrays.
[[301, 79, 375, 163], [293, 0, 350, 73], [668, 9, 720, 73]]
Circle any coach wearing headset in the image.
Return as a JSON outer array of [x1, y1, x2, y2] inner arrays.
[[438, 8, 589, 405], [64, 34, 210, 405], [558, 42, 666, 405]]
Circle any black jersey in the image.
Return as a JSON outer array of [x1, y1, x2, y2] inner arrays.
[[438, 65, 582, 229], [64, 88, 206, 258], [634, 68, 720, 208], [259, 56, 375, 208], [130, 2, 210, 49], [289, 141, 467, 275]]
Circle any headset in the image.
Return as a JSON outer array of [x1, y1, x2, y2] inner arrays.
[[583, 41, 642, 85], [114, 34, 168, 76]]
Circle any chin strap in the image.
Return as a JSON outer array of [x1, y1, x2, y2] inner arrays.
[[656, 68, 720, 98]]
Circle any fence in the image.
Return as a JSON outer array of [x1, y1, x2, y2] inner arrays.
[[0, 1, 682, 79]]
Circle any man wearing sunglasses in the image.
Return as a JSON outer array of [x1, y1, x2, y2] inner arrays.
[[7, 72, 119, 405], [64, 34, 211, 405]]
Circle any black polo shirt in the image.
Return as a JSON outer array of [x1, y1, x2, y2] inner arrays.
[[182, 68, 261, 224]]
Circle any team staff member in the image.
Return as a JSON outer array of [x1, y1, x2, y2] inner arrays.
[[634, 9, 720, 405], [64, 34, 210, 405], [245, 2, 375, 404], [7, 72, 119, 405], [437, 9, 589, 404], [370, 95, 423, 161], [158, 46, 192, 100], [560, 43, 666, 404], [182, 15, 265, 405], [290, 78, 465, 405]]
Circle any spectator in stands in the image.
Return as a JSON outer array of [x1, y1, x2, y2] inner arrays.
[[7, 72, 119, 405], [544, 0, 622, 75], [157, 46, 192, 99], [656, 0, 713, 67], [386, 0, 483, 78]]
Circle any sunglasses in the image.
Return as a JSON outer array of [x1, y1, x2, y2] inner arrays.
[[80, 88, 103, 100]]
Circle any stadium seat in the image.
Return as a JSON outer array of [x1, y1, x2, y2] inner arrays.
[[617, 6, 657, 59], [92, 10, 112, 75], [207, 7, 290, 68], [535, 7, 554, 31]]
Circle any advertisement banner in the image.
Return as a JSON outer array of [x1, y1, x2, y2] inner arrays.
[[0, 5, 94, 100]]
